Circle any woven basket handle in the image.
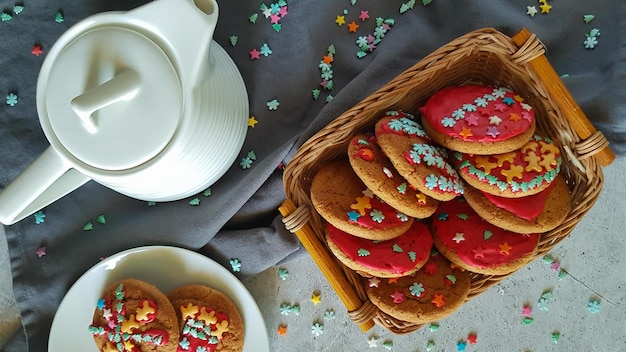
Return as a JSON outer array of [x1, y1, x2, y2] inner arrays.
[[512, 28, 615, 166], [279, 199, 375, 332]]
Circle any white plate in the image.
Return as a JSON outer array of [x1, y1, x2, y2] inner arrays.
[[48, 245, 269, 352]]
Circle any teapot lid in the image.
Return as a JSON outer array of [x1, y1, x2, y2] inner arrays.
[[39, 26, 182, 171]]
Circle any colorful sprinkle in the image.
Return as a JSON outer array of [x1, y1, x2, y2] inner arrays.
[[266, 99, 280, 110], [83, 222, 94, 231], [382, 340, 394, 350], [278, 267, 290, 280], [583, 14, 595, 23], [13, 5, 24, 15], [551, 331, 560, 344], [229, 258, 241, 272], [1, 12, 12, 21], [310, 292, 322, 305], [587, 299, 601, 314], [188, 197, 200, 206], [311, 322, 324, 337], [55, 10, 64, 23], [97, 214, 106, 224], [276, 324, 287, 336], [5, 93, 18, 106], [35, 246, 46, 258], [34, 211, 46, 224], [229, 35, 238, 46], [32, 44, 43, 56], [323, 309, 336, 320], [367, 335, 379, 348]]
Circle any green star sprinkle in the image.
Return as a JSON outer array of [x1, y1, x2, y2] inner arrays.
[[83, 222, 94, 231], [188, 197, 200, 206]]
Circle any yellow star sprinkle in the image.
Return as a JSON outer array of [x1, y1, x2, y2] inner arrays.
[[123, 340, 136, 351], [540, 3, 552, 14], [311, 292, 322, 305], [248, 116, 258, 128], [335, 15, 345, 26]]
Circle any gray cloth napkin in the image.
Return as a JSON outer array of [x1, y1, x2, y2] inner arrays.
[[1, 0, 624, 350]]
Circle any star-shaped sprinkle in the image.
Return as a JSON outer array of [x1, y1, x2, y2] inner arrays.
[[359, 10, 370, 21], [277, 325, 287, 336], [473, 246, 486, 259], [335, 15, 345, 26], [522, 305, 532, 317], [431, 293, 445, 307], [486, 126, 500, 138], [368, 277, 380, 288], [35, 246, 46, 258], [367, 335, 379, 348], [311, 292, 321, 305], [387, 277, 399, 284], [32, 44, 43, 56], [488, 115, 502, 125], [390, 290, 405, 304], [499, 242, 512, 255], [452, 232, 465, 243], [456, 340, 467, 351], [248, 116, 258, 127], [467, 333, 477, 345], [347, 21, 359, 32], [347, 210, 361, 222], [527, 6, 538, 17], [458, 127, 473, 139], [249, 48, 260, 59], [540, 3, 552, 14]]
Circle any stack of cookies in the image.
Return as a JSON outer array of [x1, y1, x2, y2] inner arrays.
[[309, 85, 571, 325], [88, 279, 244, 352]]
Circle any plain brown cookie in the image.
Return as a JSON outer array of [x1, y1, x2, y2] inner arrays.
[[89, 278, 179, 352], [419, 85, 536, 155], [463, 175, 570, 234], [375, 115, 464, 201], [348, 133, 438, 219], [452, 134, 562, 198], [431, 198, 540, 275], [326, 220, 433, 278], [167, 285, 244, 352], [365, 251, 471, 324], [310, 158, 414, 241]]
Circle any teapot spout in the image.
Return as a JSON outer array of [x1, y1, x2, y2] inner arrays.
[[129, 0, 219, 86]]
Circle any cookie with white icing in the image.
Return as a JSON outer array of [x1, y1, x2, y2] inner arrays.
[[89, 279, 179, 352], [365, 251, 471, 324], [375, 112, 464, 201], [348, 132, 438, 219], [419, 85, 536, 154], [431, 198, 540, 275], [463, 175, 570, 234], [167, 285, 244, 352], [326, 220, 433, 278], [453, 134, 562, 198], [310, 159, 413, 241]]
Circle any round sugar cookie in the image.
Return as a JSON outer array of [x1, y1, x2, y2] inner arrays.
[[167, 285, 244, 352], [375, 113, 463, 202], [463, 175, 570, 234], [310, 159, 413, 241], [326, 220, 433, 278], [419, 85, 536, 154], [348, 133, 438, 219], [452, 134, 562, 198], [365, 251, 471, 324], [431, 198, 540, 275], [89, 279, 179, 352]]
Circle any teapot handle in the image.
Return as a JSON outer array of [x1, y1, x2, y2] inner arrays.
[[0, 147, 90, 225]]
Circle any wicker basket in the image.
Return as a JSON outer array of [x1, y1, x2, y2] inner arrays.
[[279, 27, 614, 334]]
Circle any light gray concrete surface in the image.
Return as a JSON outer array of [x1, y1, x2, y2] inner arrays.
[[1, 157, 625, 351]]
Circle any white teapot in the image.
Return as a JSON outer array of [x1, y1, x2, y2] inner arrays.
[[0, 0, 248, 225]]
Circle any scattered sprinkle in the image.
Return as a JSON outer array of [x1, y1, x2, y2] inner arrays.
[[55, 10, 64, 23], [278, 267, 290, 280], [551, 331, 560, 344], [400, 0, 416, 14], [311, 322, 324, 337], [323, 309, 336, 320], [521, 304, 532, 317], [266, 99, 280, 110], [382, 340, 394, 350], [260, 42, 273, 56], [249, 13, 258, 23], [523, 317, 534, 325], [539, 2, 552, 14], [5, 93, 18, 106], [203, 187, 212, 197], [526, 6, 538, 17], [367, 335, 379, 348], [335, 15, 346, 26], [426, 340, 435, 351], [279, 303, 293, 316], [248, 116, 258, 128], [428, 322, 439, 332], [583, 14, 595, 24], [34, 211, 46, 224], [13, 5, 24, 15], [587, 299, 601, 314], [97, 214, 106, 224], [147, 201, 157, 206], [467, 333, 477, 345], [229, 35, 238, 47], [312, 89, 321, 100], [249, 48, 261, 60], [229, 258, 241, 272], [188, 197, 200, 206], [32, 44, 43, 56], [35, 246, 46, 258], [83, 222, 94, 231], [310, 292, 322, 305], [456, 340, 467, 352], [355, 17, 396, 58], [359, 10, 369, 21], [276, 324, 287, 336], [538, 289, 553, 311], [1, 12, 12, 21], [558, 268, 568, 280]]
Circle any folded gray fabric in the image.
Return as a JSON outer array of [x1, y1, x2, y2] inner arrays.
[[1, 0, 624, 350]]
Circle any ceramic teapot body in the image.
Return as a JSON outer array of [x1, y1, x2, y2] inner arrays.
[[0, 0, 248, 225]]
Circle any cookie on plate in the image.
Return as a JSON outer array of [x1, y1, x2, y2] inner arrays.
[[365, 251, 471, 324], [310, 159, 413, 241], [89, 279, 179, 352], [375, 112, 463, 201], [326, 220, 433, 278], [452, 134, 562, 198], [431, 198, 540, 275], [419, 85, 536, 154], [168, 285, 244, 352], [348, 133, 438, 219], [463, 175, 570, 234]]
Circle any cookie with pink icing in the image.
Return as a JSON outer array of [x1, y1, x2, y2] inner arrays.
[[375, 112, 463, 202], [310, 159, 413, 241], [365, 251, 471, 324], [348, 132, 438, 219], [326, 220, 433, 278], [453, 134, 562, 198], [89, 279, 179, 352], [463, 175, 570, 234], [430, 198, 540, 275], [419, 85, 536, 154]]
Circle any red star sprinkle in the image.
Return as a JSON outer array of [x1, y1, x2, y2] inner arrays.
[[467, 333, 477, 344], [359, 10, 370, 21], [32, 44, 43, 56], [249, 48, 261, 60], [390, 291, 405, 304], [521, 305, 532, 317], [35, 246, 46, 258]]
